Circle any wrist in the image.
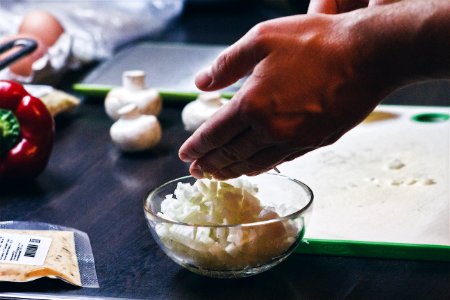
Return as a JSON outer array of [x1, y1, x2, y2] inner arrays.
[[345, 0, 450, 94]]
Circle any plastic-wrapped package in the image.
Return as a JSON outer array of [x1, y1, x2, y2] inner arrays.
[[0, 221, 99, 288], [0, 0, 185, 83]]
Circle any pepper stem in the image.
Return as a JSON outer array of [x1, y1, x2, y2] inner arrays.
[[0, 109, 20, 155]]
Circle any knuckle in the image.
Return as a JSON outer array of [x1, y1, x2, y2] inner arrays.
[[197, 130, 218, 150], [242, 164, 266, 177], [220, 145, 244, 162], [249, 21, 272, 40], [259, 119, 291, 143], [237, 92, 267, 121], [248, 22, 273, 51], [245, 157, 268, 171], [213, 53, 231, 74]]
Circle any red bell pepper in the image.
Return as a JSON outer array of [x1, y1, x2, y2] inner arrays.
[[0, 80, 54, 181]]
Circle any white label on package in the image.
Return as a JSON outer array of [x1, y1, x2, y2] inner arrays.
[[0, 233, 52, 266]]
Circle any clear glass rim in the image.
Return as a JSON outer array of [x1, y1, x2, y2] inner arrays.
[[143, 173, 314, 228]]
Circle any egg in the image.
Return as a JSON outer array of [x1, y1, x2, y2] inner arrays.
[[1, 10, 65, 76], [19, 10, 64, 47]]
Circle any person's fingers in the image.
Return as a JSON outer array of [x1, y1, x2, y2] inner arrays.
[[206, 147, 285, 180], [308, 0, 370, 14], [180, 67, 275, 164], [189, 160, 207, 179], [211, 146, 313, 180], [192, 128, 271, 174], [282, 148, 317, 163], [308, 0, 338, 14], [178, 97, 248, 162], [195, 26, 270, 91], [369, 0, 402, 6], [195, 114, 348, 179]]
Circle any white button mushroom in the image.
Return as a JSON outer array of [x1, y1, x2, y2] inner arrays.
[[181, 92, 228, 131], [105, 70, 162, 120], [110, 103, 162, 152]]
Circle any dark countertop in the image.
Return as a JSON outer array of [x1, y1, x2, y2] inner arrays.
[[1, 3, 449, 299]]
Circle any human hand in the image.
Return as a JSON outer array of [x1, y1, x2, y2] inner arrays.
[[179, 13, 388, 180], [179, 0, 449, 180]]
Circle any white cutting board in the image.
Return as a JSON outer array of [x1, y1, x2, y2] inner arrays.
[[280, 105, 449, 246]]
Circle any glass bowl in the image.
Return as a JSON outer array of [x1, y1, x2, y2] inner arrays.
[[143, 173, 313, 278]]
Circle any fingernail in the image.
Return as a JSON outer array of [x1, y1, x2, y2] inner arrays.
[[179, 151, 193, 162], [195, 66, 213, 89], [190, 163, 204, 179], [178, 143, 195, 162]]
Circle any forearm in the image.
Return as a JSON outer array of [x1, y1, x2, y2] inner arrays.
[[345, 0, 450, 92]]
